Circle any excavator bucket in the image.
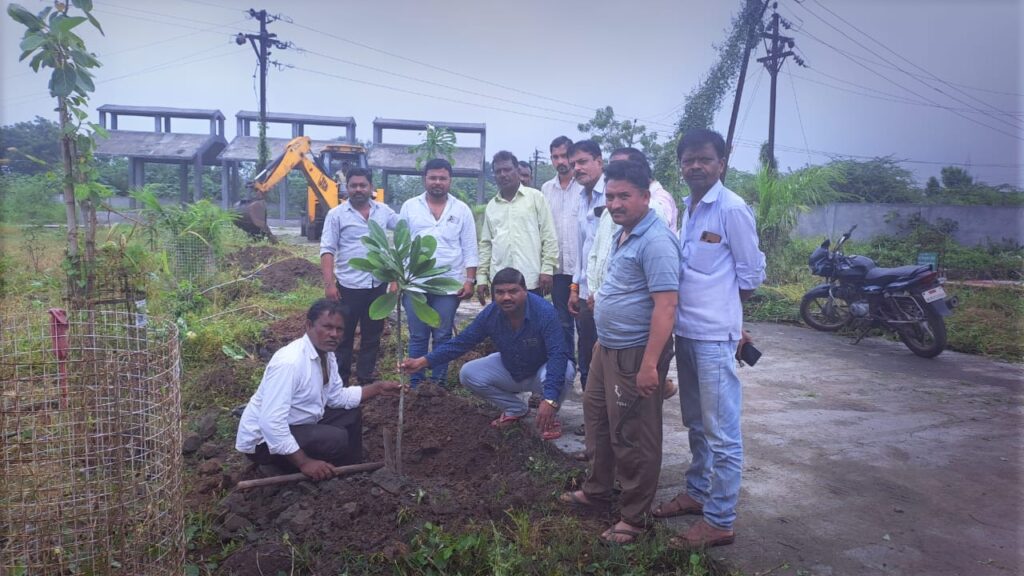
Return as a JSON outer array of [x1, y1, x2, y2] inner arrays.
[[233, 198, 277, 244]]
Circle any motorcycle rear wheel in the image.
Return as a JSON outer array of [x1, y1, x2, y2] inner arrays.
[[896, 297, 947, 358], [800, 293, 851, 331]]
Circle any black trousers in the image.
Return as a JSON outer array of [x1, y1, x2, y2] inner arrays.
[[337, 283, 387, 385], [576, 304, 597, 391], [250, 406, 363, 469], [550, 274, 577, 364]]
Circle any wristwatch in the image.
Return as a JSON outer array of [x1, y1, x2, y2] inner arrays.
[[544, 399, 559, 410]]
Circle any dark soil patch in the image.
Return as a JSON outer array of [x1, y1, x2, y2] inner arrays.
[[256, 258, 321, 293], [214, 383, 579, 575], [225, 245, 293, 271]]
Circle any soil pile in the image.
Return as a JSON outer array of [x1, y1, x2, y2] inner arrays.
[[225, 246, 292, 270], [256, 258, 321, 293], [216, 382, 575, 574]]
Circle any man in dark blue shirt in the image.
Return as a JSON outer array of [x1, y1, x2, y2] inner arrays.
[[401, 267, 573, 440]]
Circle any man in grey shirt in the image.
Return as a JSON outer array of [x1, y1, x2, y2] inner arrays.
[[559, 159, 680, 545], [319, 167, 400, 385]]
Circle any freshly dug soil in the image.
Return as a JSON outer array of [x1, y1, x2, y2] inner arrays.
[[215, 382, 577, 575], [225, 246, 293, 271], [256, 258, 321, 293]]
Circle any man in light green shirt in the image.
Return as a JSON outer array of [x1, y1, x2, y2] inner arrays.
[[476, 151, 559, 300]]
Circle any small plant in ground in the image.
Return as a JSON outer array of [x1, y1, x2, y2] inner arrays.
[[350, 219, 462, 475]]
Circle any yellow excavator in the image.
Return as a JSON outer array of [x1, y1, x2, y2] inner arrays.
[[237, 135, 382, 242]]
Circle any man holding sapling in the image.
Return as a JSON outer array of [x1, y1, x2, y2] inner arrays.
[[320, 167, 400, 385], [235, 299, 401, 480], [398, 158, 479, 388]]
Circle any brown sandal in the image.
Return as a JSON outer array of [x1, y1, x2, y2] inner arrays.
[[652, 493, 703, 518]]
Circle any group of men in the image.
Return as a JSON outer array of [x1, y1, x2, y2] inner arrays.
[[235, 128, 766, 549]]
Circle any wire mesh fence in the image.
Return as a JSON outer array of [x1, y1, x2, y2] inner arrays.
[[165, 232, 216, 287], [0, 310, 184, 575]]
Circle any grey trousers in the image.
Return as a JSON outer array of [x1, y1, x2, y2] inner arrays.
[[459, 352, 574, 417]]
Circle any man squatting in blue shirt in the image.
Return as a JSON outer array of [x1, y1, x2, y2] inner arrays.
[[401, 267, 574, 441]]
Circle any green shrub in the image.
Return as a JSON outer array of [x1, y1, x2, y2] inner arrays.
[[0, 173, 65, 224]]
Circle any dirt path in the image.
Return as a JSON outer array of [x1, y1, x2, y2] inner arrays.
[[549, 321, 1022, 575]]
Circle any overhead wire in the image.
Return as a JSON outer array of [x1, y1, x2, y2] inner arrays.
[[785, 65, 813, 165], [284, 64, 581, 126], [807, 0, 1020, 124], [789, 0, 1023, 138]]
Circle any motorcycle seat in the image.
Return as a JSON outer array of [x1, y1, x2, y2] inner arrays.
[[864, 264, 932, 284]]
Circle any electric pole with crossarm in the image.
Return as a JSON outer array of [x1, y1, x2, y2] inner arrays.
[[236, 9, 291, 171]]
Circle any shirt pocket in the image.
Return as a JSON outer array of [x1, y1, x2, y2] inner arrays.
[[687, 240, 726, 275]]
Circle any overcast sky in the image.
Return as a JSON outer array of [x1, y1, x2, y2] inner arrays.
[[2, 0, 1021, 187]]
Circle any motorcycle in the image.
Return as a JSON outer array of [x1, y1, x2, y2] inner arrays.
[[800, 225, 958, 358]]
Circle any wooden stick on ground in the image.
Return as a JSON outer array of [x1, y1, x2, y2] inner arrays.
[[382, 428, 395, 472], [235, 461, 384, 491]]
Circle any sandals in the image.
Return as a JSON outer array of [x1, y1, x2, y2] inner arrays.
[[490, 412, 525, 428], [652, 493, 704, 518], [558, 490, 605, 510], [541, 420, 562, 440], [599, 522, 646, 546]]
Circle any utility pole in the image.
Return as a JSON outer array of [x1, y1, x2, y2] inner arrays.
[[532, 148, 541, 188], [236, 9, 290, 171], [756, 8, 796, 171], [723, 0, 771, 180]]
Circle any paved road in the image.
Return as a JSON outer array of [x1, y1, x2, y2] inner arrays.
[[548, 321, 1022, 576]]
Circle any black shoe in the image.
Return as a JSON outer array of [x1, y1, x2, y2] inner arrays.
[[573, 423, 586, 436]]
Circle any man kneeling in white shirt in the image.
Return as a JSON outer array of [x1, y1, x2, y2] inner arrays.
[[235, 299, 401, 481]]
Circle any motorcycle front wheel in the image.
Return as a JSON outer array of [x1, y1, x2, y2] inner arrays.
[[800, 292, 851, 331], [895, 297, 947, 358]]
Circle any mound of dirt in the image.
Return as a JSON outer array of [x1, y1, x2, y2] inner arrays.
[[216, 383, 575, 574], [225, 246, 293, 271], [256, 258, 321, 293]]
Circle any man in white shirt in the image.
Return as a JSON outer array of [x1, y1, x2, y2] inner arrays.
[[655, 129, 765, 549], [319, 167, 401, 386], [541, 136, 584, 363], [235, 299, 401, 480], [565, 139, 604, 393], [399, 158, 479, 387]]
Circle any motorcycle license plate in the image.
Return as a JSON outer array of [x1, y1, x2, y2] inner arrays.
[[922, 286, 946, 303]]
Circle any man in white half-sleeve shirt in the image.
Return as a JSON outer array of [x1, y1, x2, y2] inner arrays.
[[399, 158, 479, 388], [236, 299, 401, 480]]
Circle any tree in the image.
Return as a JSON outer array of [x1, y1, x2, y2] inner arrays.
[[924, 176, 941, 197], [409, 124, 457, 170], [8, 1, 105, 265], [350, 220, 462, 476], [0, 116, 61, 174], [578, 106, 662, 160], [655, 0, 768, 191], [826, 157, 921, 203], [940, 166, 974, 191]]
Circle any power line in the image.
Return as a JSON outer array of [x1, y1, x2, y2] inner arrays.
[[101, 0, 242, 28], [791, 0, 1023, 138], [2, 15, 248, 82], [778, 3, 1024, 99], [283, 64, 580, 126], [1, 43, 239, 107], [791, 70, 1024, 117], [279, 19, 678, 132], [785, 65, 813, 165], [807, 0, 1019, 125], [732, 136, 1022, 168], [292, 47, 593, 122]]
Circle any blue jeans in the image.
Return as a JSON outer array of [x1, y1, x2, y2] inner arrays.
[[675, 335, 743, 531], [459, 352, 574, 417], [404, 293, 460, 387]]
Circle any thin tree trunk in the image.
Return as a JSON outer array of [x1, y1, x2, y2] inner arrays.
[[395, 297, 405, 477], [58, 100, 79, 258]]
